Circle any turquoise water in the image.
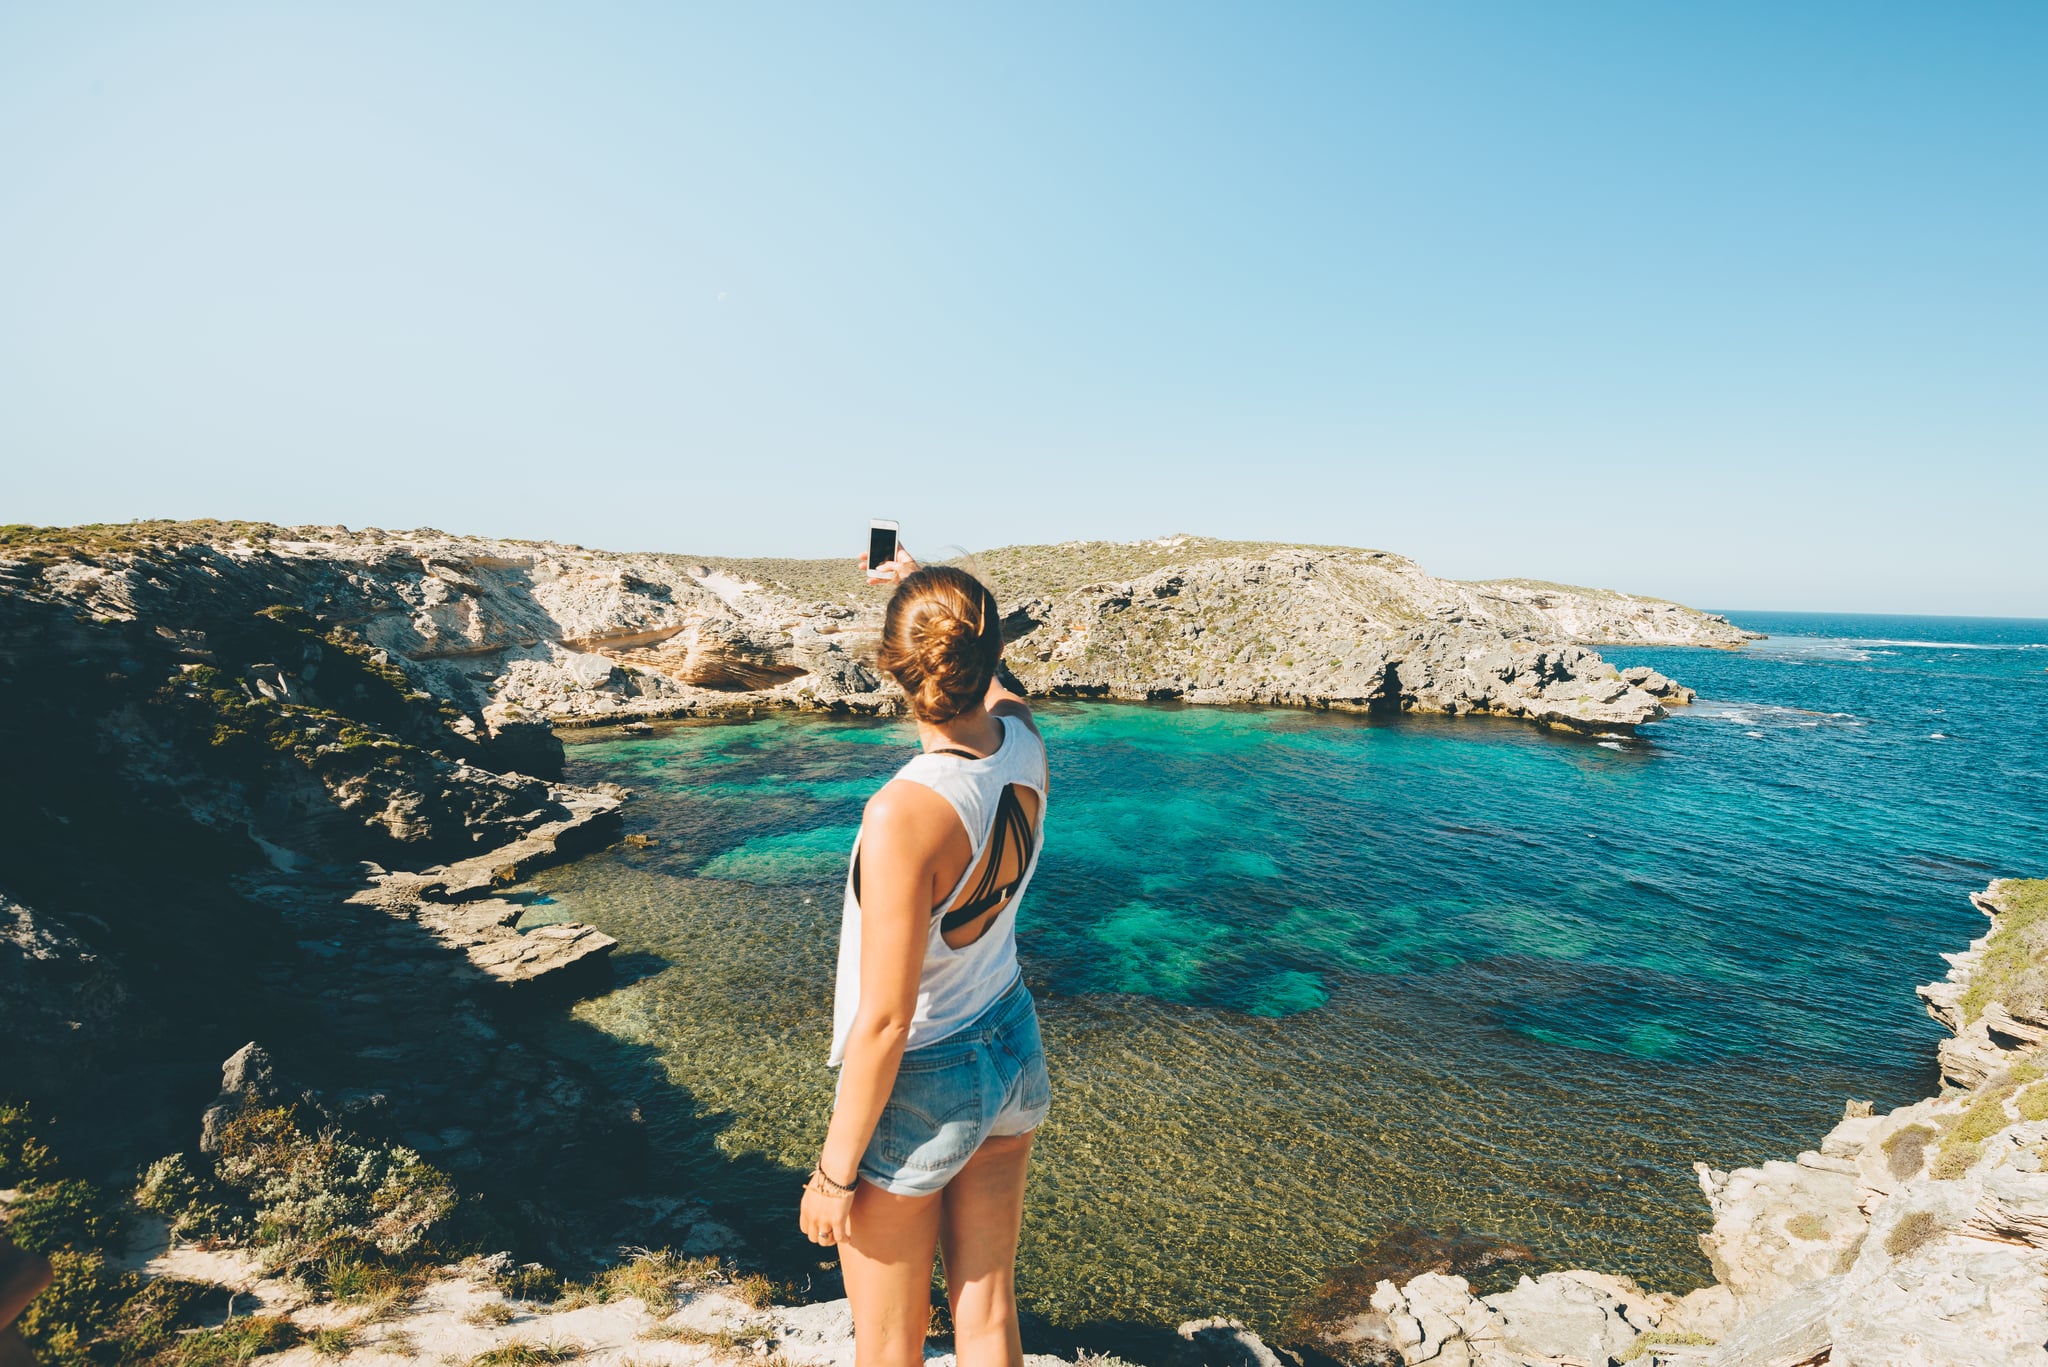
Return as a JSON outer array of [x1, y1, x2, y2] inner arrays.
[[526, 611, 2048, 1333]]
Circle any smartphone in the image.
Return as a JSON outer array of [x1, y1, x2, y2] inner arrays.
[[868, 519, 899, 571]]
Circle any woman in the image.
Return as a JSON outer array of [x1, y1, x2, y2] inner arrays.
[[798, 548, 1052, 1367]]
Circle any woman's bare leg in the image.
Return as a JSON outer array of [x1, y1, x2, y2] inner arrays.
[[840, 1183, 944, 1367], [937, 1132, 1035, 1367]]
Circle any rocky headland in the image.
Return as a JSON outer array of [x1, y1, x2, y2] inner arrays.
[[2, 522, 1748, 750]]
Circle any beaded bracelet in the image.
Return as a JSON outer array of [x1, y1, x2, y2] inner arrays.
[[808, 1165, 856, 1198]]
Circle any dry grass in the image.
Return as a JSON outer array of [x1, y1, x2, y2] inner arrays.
[[1883, 1123, 1938, 1179], [309, 1327, 357, 1358], [465, 1303, 519, 1328], [466, 1340, 582, 1367], [728, 1273, 778, 1310], [1784, 1212, 1827, 1241], [1885, 1209, 1942, 1260]]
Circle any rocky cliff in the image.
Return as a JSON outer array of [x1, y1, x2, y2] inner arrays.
[[1310, 878, 2048, 1367]]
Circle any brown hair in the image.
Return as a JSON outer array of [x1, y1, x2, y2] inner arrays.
[[875, 565, 1003, 723]]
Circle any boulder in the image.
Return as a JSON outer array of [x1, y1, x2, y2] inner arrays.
[[199, 1041, 285, 1152], [1482, 1270, 1650, 1364]]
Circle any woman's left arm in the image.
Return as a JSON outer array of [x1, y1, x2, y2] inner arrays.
[[800, 783, 951, 1246]]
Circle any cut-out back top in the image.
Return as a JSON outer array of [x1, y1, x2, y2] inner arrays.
[[828, 713, 1049, 1067]]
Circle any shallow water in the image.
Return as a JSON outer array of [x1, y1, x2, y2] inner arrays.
[[526, 611, 2048, 1333]]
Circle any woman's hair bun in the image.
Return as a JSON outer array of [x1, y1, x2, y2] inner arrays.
[[876, 568, 1004, 723]]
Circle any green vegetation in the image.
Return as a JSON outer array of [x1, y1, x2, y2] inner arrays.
[[1930, 1079, 2023, 1179], [1, 1099, 56, 1184], [1885, 1209, 1942, 1260], [0, 520, 287, 566], [205, 1107, 456, 1278], [307, 1328, 355, 1359], [4, 1099, 458, 1367], [134, 1156, 244, 1246], [639, 1323, 753, 1350], [466, 1340, 582, 1367], [466, 1303, 519, 1327], [6, 1180, 128, 1255], [585, 1250, 721, 1313], [493, 1263, 567, 1304], [1958, 879, 2048, 1026], [169, 1315, 301, 1367], [2018, 1080, 2048, 1122]]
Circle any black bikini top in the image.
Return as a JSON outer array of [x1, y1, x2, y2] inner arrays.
[[851, 748, 1039, 936]]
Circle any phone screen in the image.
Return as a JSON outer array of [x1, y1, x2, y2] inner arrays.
[[868, 523, 898, 569]]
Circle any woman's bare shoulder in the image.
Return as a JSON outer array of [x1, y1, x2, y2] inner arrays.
[[863, 777, 960, 850]]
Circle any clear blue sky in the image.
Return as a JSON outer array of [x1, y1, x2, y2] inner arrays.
[[2, 4, 2042, 615]]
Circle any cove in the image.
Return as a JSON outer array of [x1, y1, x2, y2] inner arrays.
[[523, 612, 2048, 1333]]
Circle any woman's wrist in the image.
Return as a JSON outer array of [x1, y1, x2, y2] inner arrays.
[[817, 1150, 859, 1188], [809, 1160, 857, 1196]]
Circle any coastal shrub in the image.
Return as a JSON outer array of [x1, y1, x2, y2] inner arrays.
[[1958, 879, 2048, 1026], [6, 1179, 127, 1255], [212, 1106, 455, 1276], [171, 1313, 302, 1367], [1885, 1209, 1942, 1260], [466, 1303, 519, 1327], [0, 1099, 56, 1184], [1882, 1123, 1937, 1179], [106, 1278, 211, 1363], [2018, 1081, 2048, 1122], [135, 1155, 247, 1245], [1929, 1086, 2019, 1181], [16, 1250, 140, 1367]]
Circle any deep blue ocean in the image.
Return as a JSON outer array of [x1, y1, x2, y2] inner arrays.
[[526, 610, 2048, 1331]]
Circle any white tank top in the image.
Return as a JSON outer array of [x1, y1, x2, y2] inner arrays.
[[828, 714, 1049, 1067]]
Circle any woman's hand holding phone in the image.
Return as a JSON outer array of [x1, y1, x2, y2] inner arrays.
[[859, 545, 917, 586]]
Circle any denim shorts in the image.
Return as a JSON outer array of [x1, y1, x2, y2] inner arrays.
[[850, 977, 1052, 1198]]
